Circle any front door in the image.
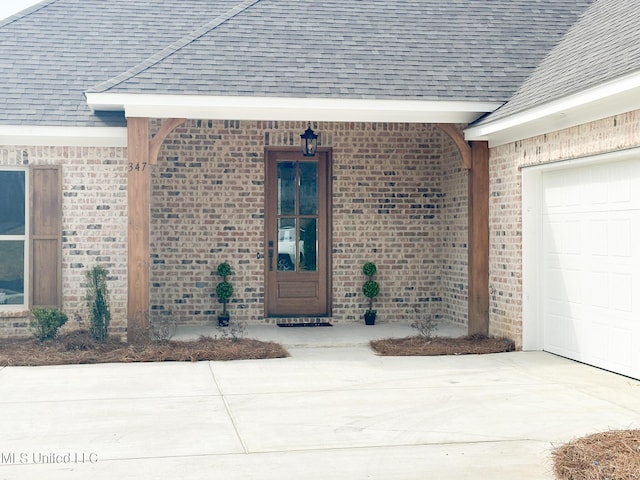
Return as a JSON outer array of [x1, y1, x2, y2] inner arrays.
[[265, 148, 331, 316]]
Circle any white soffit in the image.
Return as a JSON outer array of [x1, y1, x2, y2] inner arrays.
[[465, 71, 640, 147], [0, 126, 127, 147], [85, 93, 501, 124]]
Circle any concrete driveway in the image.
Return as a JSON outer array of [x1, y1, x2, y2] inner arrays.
[[0, 324, 638, 479]]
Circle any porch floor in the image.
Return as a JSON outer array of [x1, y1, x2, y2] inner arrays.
[[172, 320, 467, 347]]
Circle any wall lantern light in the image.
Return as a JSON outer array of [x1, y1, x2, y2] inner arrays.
[[300, 123, 318, 157]]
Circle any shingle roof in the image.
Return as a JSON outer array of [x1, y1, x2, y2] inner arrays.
[[0, 0, 593, 127], [478, 0, 640, 123], [0, 0, 245, 127]]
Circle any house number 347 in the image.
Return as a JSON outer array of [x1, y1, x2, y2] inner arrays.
[[128, 162, 147, 172]]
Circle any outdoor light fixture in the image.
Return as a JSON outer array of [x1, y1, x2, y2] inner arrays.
[[300, 123, 318, 157]]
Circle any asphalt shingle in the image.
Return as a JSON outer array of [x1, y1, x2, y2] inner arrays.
[[0, 0, 593, 127], [478, 0, 640, 123]]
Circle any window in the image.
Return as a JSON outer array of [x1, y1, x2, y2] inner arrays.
[[0, 169, 28, 307], [0, 165, 61, 311]]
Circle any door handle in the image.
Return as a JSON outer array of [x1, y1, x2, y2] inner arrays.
[[268, 248, 273, 271]]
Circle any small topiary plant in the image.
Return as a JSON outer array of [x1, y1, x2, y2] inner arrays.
[[86, 265, 111, 343], [215, 262, 234, 326], [362, 262, 380, 325], [30, 307, 68, 342], [217, 262, 232, 278]]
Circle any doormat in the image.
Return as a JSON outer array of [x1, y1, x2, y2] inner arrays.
[[277, 322, 333, 327]]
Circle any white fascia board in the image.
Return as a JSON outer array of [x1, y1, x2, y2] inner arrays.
[[465, 70, 640, 147], [85, 93, 501, 124], [0, 126, 127, 147]]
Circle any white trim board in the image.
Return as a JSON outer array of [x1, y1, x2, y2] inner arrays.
[[85, 93, 501, 124], [0, 126, 127, 147], [465, 70, 640, 147]]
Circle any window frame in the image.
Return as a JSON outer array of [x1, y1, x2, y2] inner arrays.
[[0, 166, 29, 311]]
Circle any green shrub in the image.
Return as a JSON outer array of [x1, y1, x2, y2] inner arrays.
[[30, 308, 68, 342], [86, 265, 111, 343], [216, 262, 232, 277], [215, 281, 234, 303], [362, 262, 377, 277], [362, 280, 380, 299]]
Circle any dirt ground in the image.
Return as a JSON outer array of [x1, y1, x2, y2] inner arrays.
[[370, 334, 516, 356], [0, 331, 517, 366], [552, 429, 640, 480], [0, 330, 289, 366]]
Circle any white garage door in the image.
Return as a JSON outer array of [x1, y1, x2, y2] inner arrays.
[[541, 157, 640, 379]]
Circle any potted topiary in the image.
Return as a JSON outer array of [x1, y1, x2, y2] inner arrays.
[[215, 262, 234, 327], [362, 261, 380, 325]]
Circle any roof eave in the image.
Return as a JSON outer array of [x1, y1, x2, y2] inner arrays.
[[85, 93, 502, 124], [465, 71, 640, 147]]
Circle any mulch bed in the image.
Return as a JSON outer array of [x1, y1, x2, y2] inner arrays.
[[0, 330, 289, 366], [553, 429, 640, 480], [370, 334, 516, 356]]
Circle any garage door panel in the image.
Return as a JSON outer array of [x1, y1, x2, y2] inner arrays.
[[588, 271, 609, 308], [539, 158, 640, 380], [610, 219, 632, 257], [545, 267, 567, 301], [544, 313, 566, 351], [609, 176, 633, 206], [563, 322, 581, 357], [544, 161, 640, 213], [543, 221, 563, 253], [591, 323, 633, 370], [608, 329, 633, 367], [588, 219, 608, 255], [611, 273, 632, 312], [564, 270, 583, 304]]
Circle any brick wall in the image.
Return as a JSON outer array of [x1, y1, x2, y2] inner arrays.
[[488, 110, 640, 345], [0, 120, 471, 338], [150, 120, 470, 327], [440, 136, 468, 326], [0, 146, 128, 338]]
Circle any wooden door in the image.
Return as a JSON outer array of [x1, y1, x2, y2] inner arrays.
[[265, 148, 331, 316]]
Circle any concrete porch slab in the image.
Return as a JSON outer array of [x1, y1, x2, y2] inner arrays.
[[173, 320, 467, 347]]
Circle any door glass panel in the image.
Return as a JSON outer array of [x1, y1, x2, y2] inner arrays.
[[300, 218, 317, 271], [277, 162, 296, 215], [277, 218, 296, 271], [299, 162, 318, 215]]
